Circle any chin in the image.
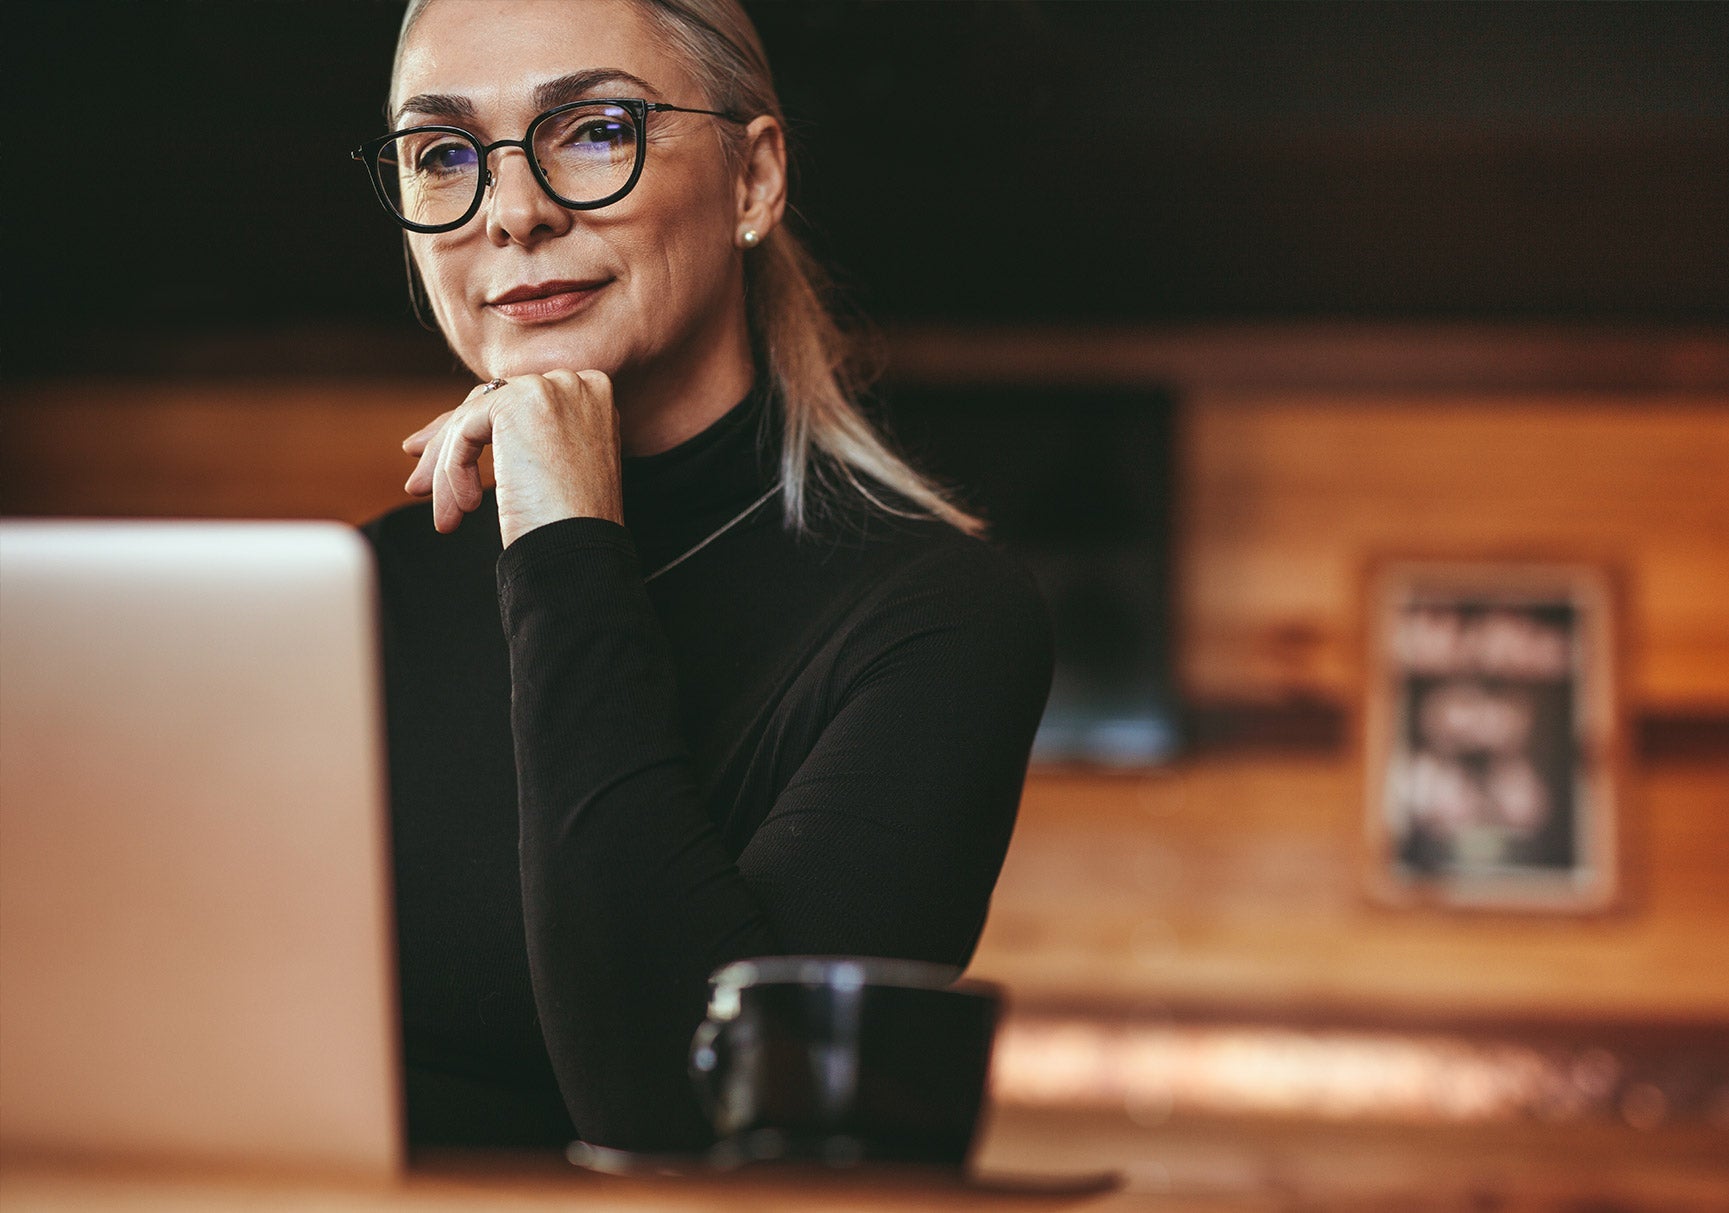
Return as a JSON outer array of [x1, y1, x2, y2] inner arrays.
[[482, 334, 625, 381]]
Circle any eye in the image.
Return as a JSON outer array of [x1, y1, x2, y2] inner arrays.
[[562, 117, 634, 152], [539, 106, 639, 160], [415, 138, 479, 176]]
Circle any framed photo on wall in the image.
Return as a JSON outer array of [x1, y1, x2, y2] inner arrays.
[[1364, 562, 1620, 911]]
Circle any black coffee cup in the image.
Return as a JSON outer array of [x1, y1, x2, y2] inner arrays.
[[688, 956, 1002, 1169]]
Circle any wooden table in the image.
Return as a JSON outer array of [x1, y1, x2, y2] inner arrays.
[[6, 1104, 1728, 1213]]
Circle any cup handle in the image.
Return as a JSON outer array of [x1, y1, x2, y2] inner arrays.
[[688, 1018, 731, 1120]]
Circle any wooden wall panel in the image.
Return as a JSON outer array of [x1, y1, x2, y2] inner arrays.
[[6, 360, 1726, 1024], [1180, 395, 1729, 710], [978, 759, 1729, 1020], [0, 380, 459, 526]]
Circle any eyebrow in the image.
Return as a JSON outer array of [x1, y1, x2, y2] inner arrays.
[[391, 92, 475, 127], [534, 68, 658, 112], [393, 68, 660, 129]]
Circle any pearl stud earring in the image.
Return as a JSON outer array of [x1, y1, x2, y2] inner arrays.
[[740, 228, 760, 248]]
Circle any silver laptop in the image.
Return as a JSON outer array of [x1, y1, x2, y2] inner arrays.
[[0, 520, 402, 1176]]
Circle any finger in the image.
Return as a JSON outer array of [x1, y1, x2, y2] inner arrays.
[[544, 367, 614, 408], [432, 404, 496, 532], [402, 408, 456, 456], [405, 420, 446, 495], [407, 388, 487, 496]]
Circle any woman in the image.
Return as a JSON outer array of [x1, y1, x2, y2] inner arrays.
[[359, 0, 1051, 1152]]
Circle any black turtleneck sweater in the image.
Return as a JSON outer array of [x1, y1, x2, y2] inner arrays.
[[362, 390, 1052, 1152]]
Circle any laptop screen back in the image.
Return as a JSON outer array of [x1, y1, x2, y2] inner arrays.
[[0, 521, 401, 1176]]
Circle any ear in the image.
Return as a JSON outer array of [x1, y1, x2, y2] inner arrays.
[[732, 115, 787, 248]]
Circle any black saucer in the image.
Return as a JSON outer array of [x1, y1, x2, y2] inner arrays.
[[566, 1136, 1121, 1198]]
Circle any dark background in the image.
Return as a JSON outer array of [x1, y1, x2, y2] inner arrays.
[[4, 0, 1726, 374]]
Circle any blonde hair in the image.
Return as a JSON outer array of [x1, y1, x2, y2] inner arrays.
[[394, 0, 981, 535]]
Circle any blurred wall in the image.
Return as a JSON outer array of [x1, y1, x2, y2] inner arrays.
[[4, 1, 1726, 1028], [6, 326, 1726, 1025], [975, 373, 1729, 1024]]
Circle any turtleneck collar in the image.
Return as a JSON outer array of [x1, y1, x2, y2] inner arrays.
[[620, 381, 780, 568]]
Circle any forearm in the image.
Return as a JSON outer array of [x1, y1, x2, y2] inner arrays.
[[497, 518, 775, 1150]]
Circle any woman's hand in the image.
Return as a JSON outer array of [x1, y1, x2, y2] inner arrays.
[[402, 370, 625, 547]]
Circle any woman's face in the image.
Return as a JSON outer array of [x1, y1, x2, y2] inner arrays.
[[393, 0, 758, 387]]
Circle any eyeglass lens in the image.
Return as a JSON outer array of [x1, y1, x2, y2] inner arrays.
[[372, 103, 641, 227]]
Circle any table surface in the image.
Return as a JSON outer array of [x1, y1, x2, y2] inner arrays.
[[5, 1105, 1728, 1213]]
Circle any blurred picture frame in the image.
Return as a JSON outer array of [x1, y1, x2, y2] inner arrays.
[[1364, 561, 1620, 911]]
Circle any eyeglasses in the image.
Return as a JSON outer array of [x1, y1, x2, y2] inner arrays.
[[352, 98, 747, 233]]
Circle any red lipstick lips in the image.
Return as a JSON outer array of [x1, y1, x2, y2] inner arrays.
[[486, 279, 608, 324]]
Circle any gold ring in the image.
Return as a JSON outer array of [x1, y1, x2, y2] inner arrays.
[[480, 377, 507, 394]]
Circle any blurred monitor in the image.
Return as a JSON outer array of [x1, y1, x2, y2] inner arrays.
[[880, 383, 1182, 766]]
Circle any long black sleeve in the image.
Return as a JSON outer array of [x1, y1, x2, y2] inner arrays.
[[367, 392, 1052, 1151], [499, 520, 772, 1149], [498, 520, 1048, 1148]]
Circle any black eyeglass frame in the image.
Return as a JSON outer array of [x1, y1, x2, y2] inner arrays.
[[351, 97, 748, 234]]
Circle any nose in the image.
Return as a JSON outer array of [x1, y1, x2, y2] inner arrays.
[[483, 144, 574, 248]]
